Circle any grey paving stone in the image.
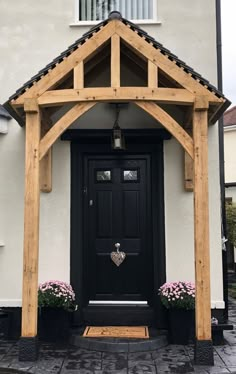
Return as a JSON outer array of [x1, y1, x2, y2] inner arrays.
[[128, 360, 156, 373], [102, 359, 128, 371], [193, 366, 230, 373], [38, 350, 68, 360], [0, 370, 29, 374], [155, 360, 194, 373], [95, 371, 127, 374], [128, 352, 153, 361], [228, 367, 236, 373], [0, 342, 14, 358], [102, 352, 128, 360], [0, 362, 11, 369], [7, 358, 33, 372], [152, 345, 189, 363], [215, 346, 236, 367], [61, 370, 95, 374], [67, 348, 102, 360], [213, 350, 228, 368], [27, 358, 64, 373], [225, 331, 236, 346], [155, 362, 172, 373], [2, 346, 18, 360], [62, 359, 102, 371]]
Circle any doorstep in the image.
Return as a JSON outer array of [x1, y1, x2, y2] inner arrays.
[[70, 327, 168, 352]]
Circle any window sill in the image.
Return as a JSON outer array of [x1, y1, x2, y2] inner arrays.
[[70, 19, 162, 27]]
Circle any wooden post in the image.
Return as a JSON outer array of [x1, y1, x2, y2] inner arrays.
[[148, 60, 158, 87], [193, 98, 213, 365], [111, 34, 120, 87], [19, 98, 40, 361], [74, 61, 84, 89]]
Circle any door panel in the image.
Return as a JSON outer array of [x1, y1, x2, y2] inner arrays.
[[96, 191, 112, 237], [123, 191, 140, 237], [85, 156, 152, 302]]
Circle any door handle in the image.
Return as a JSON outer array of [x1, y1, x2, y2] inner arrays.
[[115, 242, 121, 252], [110, 243, 126, 267]]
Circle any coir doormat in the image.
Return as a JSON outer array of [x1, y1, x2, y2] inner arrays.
[[83, 326, 149, 338]]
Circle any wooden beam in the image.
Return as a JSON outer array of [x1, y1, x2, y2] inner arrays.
[[184, 152, 194, 191], [135, 101, 194, 159], [12, 21, 116, 106], [22, 99, 41, 337], [193, 105, 211, 341], [148, 60, 158, 87], [116, 22, 223, 104], [111, 34, 120, 87], [40, 113, 52, 192], [39, 102, 96, 160], [38, 87, 195, 106], [74, 61, 84, 89]]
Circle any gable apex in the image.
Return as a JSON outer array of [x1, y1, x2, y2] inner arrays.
[[3, 12, 230, 124]]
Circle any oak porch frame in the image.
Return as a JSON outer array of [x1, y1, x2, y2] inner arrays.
[[11, 15, 228, 364], [21, 96, 212, 362]]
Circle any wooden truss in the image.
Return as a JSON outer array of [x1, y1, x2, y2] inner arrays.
[[8, 19, 228, 346]]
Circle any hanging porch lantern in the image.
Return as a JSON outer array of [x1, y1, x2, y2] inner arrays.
[[112, 104, 125, 150]]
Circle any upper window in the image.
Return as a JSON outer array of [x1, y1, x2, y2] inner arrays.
[[76, 0, 155, 23]]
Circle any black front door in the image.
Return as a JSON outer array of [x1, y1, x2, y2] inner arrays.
[[84, 155, 152, 303]]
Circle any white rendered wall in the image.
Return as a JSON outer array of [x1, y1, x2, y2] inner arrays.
[[224, 129, 236, 184], [0, 0, 224, 308]]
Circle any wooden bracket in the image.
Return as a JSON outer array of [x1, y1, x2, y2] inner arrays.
[[135, 101, 194, 159], [184, 126, 193, 192], [40, 110, 52, 193], [184, 152, 194, 191], [39, 102, 96, 161]]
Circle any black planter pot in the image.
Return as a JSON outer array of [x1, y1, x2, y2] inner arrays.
[[168, 309, 195, 345], [38, 308, 71, 342]]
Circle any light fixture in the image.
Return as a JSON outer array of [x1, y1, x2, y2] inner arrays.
[[112, 104, 125, 150]]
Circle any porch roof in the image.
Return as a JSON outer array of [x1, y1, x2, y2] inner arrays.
[[3, 11, 230, 125]]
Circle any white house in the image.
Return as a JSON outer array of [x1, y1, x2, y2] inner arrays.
[[224, 106, 236, 270], [0, 0, 230, 364], [224, 106, 236, 198]]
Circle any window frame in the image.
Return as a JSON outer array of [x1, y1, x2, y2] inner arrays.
[[71, 0, 161, 26]]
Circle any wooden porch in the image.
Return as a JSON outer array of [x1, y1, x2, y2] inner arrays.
[[4, 11, 230, 364]]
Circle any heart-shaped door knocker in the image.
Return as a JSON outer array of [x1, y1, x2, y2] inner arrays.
[[110, 243, 126, 267]]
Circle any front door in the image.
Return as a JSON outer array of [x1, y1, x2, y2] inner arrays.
[[84, 155, 153, 304]]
